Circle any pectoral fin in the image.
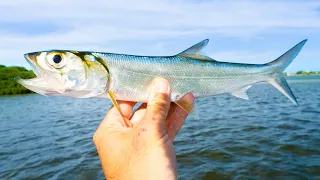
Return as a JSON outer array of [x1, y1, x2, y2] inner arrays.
[[107, 92, 133, 128], [231, 85, 252, 100]]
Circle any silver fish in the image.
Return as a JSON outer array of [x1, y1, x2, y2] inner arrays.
[[17, 39, 307, 126]]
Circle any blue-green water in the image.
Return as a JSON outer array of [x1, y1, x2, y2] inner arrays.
[[1, 76, 320, 179]]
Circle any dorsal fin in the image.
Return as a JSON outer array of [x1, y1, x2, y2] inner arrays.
[[179, 39, 209, 55], [177, 39, 215, 61]]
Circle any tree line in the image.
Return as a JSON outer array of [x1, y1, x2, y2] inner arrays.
[[0, 65, 35, 95], [284, 71, 320, 76]]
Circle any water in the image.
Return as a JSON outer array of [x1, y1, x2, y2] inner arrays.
[[1, 76, 319, 180]]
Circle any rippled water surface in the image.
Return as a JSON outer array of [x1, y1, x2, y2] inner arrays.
[[1, 76, 320, 179]]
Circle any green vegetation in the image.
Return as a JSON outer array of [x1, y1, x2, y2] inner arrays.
[[0, 65, 35, 95], [295, 71, 320, 76], [285, 71, 320, 76]]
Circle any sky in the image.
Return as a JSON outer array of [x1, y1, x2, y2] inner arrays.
[[0, 0, 319, 72]]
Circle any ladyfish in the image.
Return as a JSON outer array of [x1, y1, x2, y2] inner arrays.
[[17, 39, 307, 127]]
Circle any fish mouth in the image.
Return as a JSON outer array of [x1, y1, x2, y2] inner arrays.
[[24, 52, 41, 77], [16, 52, 60, 95]]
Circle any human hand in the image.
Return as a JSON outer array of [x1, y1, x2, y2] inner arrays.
[[93, 78, 195, 180]]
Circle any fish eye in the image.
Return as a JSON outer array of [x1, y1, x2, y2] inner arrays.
[[53, 54, 62, 63], [47, 52, 66, 69]]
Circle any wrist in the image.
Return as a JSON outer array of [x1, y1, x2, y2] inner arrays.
[[106, 142, 177, 180]]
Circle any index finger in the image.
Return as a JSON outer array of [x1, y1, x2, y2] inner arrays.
[[166, 93, 194, 141]]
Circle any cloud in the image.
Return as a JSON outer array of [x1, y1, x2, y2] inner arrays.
[[2, 0, 320, 39], [0, 0, 319, 71]]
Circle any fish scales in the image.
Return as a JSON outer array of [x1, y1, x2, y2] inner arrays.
[[95, 52, 269, 102]]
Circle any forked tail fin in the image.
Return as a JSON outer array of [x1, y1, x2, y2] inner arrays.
[[266, 39, 307, 105]]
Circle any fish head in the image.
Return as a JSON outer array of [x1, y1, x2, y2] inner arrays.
[[17, 50, 109, 97]]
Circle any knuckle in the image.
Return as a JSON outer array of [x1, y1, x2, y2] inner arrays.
[[151, 93, 169, 107], [92, 130, 100, 141], [93, 129, 105, 144], [92, 131, 99, 143], [148, 104, 166, 115]]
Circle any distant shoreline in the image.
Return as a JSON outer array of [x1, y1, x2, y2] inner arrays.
[[285, 71, 320, 76], [285, 74, 320, 76], [0, 65, 35, 96]]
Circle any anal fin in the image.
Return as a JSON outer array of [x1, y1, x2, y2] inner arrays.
[[107, 92, 133, 128], [231, 85, 252, 100], [174, 94, 198, 119]]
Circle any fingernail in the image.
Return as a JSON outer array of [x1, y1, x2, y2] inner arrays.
[[153, 78, 169, 94]]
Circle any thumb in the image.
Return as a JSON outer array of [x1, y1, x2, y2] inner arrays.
[[143, 78, 171, 125]]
